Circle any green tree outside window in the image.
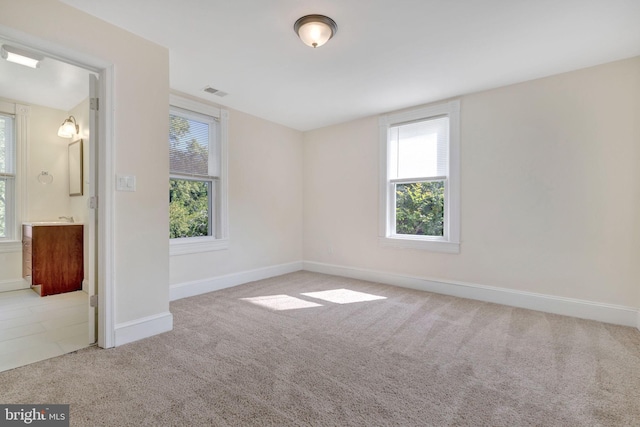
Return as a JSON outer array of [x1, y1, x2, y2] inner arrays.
[[395, 181, 444, 236]]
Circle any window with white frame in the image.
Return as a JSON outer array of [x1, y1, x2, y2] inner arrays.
[[0, 112, 15, 242], [169, 95, 228, 255], [379, 100, 460, 253]]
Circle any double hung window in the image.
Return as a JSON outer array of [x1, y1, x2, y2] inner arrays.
[[0, 112, 15, 241], [379, 100, 460, 253], [169, 95, 228, 255]]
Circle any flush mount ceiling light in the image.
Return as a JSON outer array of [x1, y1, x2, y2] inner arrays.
[[294, 14, 337, 48], [1, 44, 44, 68], [57, 116, 79, 138]]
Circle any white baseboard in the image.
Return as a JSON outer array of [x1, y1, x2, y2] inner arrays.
[[303, 261, 639, 328], [0, 278, 29, 293], [170, 261, 304, 301], [114, 311, 173, 347]]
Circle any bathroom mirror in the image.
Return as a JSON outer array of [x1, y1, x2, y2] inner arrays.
[[68, 139, 83, 196]]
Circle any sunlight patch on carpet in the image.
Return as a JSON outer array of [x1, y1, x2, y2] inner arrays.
[[301, 289, 387, 304], [241, 295, 323, 311]]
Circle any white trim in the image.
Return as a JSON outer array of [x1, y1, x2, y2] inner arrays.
[[169, 95, 229, 251], [170, 261, 303, 301], [303, 261, 639, 327], [0, 101, 28, 243], [170, 94, 221, 119], [0, 241, 22, 253], [379, 119, 391, 237], [447, 101, 461, 245], [170, 237, 229, 256], [0, 278, 29, 293], [114, 311, 173, 347], [98, 65, 115, 349], [218, 109, 229, 241], [15, 104, 29, 244], [379, 236, 460, 253], [379, 100, 460, 253]]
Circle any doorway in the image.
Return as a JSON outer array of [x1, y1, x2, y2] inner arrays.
[[0, 38, 101, 371]]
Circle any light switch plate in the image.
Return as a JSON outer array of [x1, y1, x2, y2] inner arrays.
[[116, 175, 136, 192]]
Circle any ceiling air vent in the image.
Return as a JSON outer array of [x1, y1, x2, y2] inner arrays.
[[203, 86, 228, 97]]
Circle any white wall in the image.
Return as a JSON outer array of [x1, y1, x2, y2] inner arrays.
[[170, 108, 304, 291], [26, 104, 72, 221], [0, 1, 171, 336], [304, 56, 640, 309]]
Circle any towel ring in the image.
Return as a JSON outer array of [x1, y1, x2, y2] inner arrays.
[[37, 171, 53, 184]]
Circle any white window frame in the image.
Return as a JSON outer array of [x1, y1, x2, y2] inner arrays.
[[0, 100, 27, 254], [169, 94, 228, 256], [0, 112, 15, 242], [378, 100, 460, 253]]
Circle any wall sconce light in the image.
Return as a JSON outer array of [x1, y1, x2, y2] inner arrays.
[[1, 44, 43, 68], [57, 116, 79, 138], [294, 14, 337, 48]]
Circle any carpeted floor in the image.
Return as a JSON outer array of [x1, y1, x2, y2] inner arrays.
[[2, 271, 640, 426]]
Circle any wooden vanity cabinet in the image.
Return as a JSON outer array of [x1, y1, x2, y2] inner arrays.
[[22, 224, 84, 296]]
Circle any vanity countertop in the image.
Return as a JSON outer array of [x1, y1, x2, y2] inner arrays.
[[23, 222, 83, 226]]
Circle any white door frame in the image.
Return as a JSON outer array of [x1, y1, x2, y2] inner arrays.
[[96, 65, 115, 348], [0, 26, 116, 348]]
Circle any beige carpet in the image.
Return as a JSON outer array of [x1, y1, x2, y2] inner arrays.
[[2, 271, 640, 426]]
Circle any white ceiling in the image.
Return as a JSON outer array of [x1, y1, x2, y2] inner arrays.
[[57, 0, 640, 131], [0, 38, 92, 112]]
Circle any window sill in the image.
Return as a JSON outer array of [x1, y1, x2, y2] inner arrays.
[[379, 236, 460, 254], [0, 241, 22, 254], [170, 237, 229, 256]]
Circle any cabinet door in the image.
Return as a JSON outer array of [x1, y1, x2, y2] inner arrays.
[[32, 225, 84, 296]]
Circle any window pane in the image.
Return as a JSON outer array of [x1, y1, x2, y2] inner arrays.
[[0, 179, 5, 238], [169, 113, 210, 176], [169, 178, 211, 238], [0, 114, 14, 239], [395, 181, 444, 236], [0, 114, 15, 174]]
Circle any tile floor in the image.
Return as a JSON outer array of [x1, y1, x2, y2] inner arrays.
[[0, 289, 91, 372]]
